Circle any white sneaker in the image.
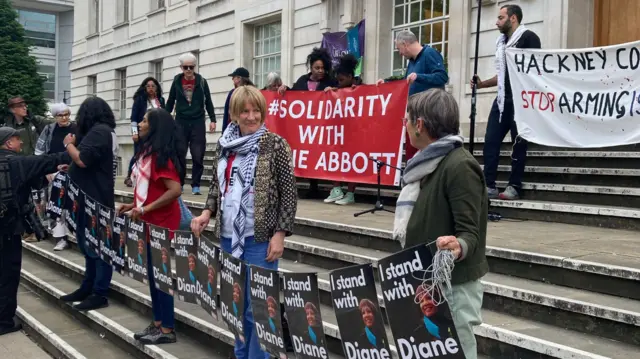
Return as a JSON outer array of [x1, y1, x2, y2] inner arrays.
[[53, 239, 69, 251]]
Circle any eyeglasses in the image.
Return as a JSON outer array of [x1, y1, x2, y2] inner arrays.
[[182, 66, 195, 71], [55, 113, 71, 118]]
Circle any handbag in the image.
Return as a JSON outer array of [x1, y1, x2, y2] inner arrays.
[[178, 197, 193, 230]]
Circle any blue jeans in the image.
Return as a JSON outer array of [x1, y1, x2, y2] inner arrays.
[[146, 243, 175, 329], [221, 236, 277, 359], [76, 213, 113, 297]]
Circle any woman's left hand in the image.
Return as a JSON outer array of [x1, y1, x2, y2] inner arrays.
[[129, 207, 144, 221], [436, 236, 461, 259], [266, 231, 285, 262]]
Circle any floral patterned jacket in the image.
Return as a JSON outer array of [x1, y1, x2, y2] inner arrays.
[[205, 131, 297, 242]]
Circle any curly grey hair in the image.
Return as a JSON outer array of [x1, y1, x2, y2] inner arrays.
[[49, 103, 70, 117], [178, 52, 197, 65]]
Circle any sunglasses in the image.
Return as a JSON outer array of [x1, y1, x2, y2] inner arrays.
[[182, 66, 195, 70]]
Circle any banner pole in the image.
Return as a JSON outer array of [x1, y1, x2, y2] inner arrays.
[[469, 0, 482, 155]]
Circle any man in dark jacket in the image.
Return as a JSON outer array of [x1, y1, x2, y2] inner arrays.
[[0, 127, 69, 336], [166, 52, 217, 195], [2, 97, 51, 156], [222, 67, 250, 134]]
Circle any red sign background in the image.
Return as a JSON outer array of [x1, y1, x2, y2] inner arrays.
[[263, 82, 408, 186]]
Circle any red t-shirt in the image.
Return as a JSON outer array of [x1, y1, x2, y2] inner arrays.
[[182, 77, 196, 103], [134, 155, 181, 232]]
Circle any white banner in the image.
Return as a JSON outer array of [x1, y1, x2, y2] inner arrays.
[[506, 40, 640, 148]]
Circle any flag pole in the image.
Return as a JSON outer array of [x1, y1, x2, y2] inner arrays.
[[469, 0, 483, 154]]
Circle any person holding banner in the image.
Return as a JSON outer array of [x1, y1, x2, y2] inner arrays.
[[35, 102, 77, 251], [471, 4, 540, 200], [118, 108, 184, 345], [395, 89, 488, 359], [191, 85, 297, 359], [323, 53, 362, 205], [279, 47, 337, 199], [60, 96, 118, 311]]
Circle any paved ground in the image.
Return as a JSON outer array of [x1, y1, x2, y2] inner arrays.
[[116, 179, 640, 270], [0, 331, 50, 359]]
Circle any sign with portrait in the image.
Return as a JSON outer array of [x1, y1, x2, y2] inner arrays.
[[250, 265, 287, 359], [174, 230, 198, 304], [220, 249, 246, 343], [126, 219, 148, 284], [149, 224, 173, 296]]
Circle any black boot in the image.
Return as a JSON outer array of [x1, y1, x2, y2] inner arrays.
[[60, 287, 91, 302], [0, 322, 22, 336], [73, 294, 108, 311]]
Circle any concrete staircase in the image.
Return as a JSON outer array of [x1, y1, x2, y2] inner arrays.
[[181, 139, 640, 230]]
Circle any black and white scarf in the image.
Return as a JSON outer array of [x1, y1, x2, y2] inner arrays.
[[495, 24, 527, 122], [393, 135, 464, 247], [217, 123, 266, 258]]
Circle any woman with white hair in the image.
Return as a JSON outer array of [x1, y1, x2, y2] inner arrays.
[[263, 72, 285, 92], [35, 102, 77, 251]]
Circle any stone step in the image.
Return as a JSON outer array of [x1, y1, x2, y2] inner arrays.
[[14, 302, 96, 359], [26, 239, 635, 359], [19, 253, 228, 359], [463, 138, 640, 153]]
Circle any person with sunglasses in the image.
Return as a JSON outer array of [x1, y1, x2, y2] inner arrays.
[[166, 52, 217, 195], [35, 103, 77, 251]]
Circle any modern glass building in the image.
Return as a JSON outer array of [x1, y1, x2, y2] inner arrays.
[[12, 0, 74, 105]]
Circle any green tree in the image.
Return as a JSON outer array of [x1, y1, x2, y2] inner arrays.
[[0, 0, 46, 118]]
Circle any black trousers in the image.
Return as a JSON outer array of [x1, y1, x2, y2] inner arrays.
[[0, 234, 22, 329], [178, 118, 206, 188], [483, 99, 528, 190]]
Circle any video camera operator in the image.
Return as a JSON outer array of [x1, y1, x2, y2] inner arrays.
[[0, 127, 70, 336]]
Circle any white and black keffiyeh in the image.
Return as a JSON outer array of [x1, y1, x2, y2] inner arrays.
[[217, 123, 266, 258], [495, 24, 527, 122]]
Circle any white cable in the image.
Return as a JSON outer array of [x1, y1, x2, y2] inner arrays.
[[413, 249, 456, 306]]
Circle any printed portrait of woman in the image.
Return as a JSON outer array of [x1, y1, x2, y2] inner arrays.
[[188, 253, 197, 284], [119, 231, 126, 257], [161, 247, 169, 274], [58, 186, 65, 207], [266, 296, 280, 334], [91, 215, 97, 236], [71, 200, 78, 220], [207, 264, 216, 296], [303, 302, 324, 347], [105, 225, 112, 248], [232, 282, 241, 317], [358, 299, 388, 350], [414, 285, 452, 341], [137, 239, 145, 265]]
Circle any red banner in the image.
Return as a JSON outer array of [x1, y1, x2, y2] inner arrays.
[[263, 82, 408, 186]]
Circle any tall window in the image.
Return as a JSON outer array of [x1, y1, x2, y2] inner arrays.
[[253, 21, 281, 89], [117, 0, 129, 24], [17, 10, 56, 48], [38, 65, 56, 100], [87, 76, 97, 97], [116, 69, 127, 120], [154, 61, 163, 83], [151, 0, 165, 11], [90, 0, 100, 34], [391, 0, 449, 77]]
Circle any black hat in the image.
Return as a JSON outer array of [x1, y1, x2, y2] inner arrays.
[[228, 67, 250, 78], [0, 127, 19, 144]]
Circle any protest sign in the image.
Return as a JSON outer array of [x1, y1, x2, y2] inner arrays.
[[46, 172, 66, 220], [111, 214, 127, 274], [330, 264, 391, 359], [126, 219, 148, 284], [149, 224, 173, 296], [220, 249, 246, 343], [378, 245, 465, 359], [83, 195, 100, 256], [174, 231, 199, 304], [263, 82, 408, 186], [64, 180, 81, 233], [98, 204, 115, 264], [196, 235, 219, 318], [249, 265, 287, 359], [283, 273, 329, 359], [506, 40, 640, 147]]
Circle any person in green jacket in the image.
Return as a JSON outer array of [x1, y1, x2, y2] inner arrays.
[[394, 89, 488, 359], [3, 97, 51, 156], [165, 52, 217, 195]]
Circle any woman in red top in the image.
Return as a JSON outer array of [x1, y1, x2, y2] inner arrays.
[[118, 108, 184, 345]]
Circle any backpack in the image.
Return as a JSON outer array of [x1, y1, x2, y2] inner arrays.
[[0, 152, 18, 235]]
